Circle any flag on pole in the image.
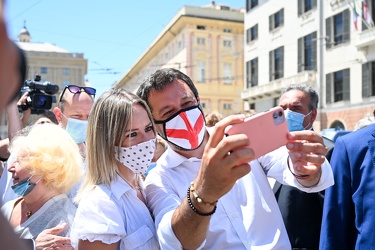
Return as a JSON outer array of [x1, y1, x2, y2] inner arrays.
[[353, 0, 360, 30], [363, 1, 373, 27]]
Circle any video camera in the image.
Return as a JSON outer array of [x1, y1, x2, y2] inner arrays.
[[19, 74, 59, 114]]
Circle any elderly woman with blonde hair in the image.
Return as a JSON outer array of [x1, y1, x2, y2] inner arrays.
[[0, 123, 83, 240]]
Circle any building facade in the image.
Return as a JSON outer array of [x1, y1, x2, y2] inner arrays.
[[0, 26, 88, 137], [116, 3, 245, 117], [243, 0, 375, 131]]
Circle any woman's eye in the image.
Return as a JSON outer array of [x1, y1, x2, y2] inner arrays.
[[145, 125, 154, 132], [126, 132, 137, 138]]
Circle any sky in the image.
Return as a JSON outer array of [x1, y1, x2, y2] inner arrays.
[[4, 0, 245, 98]]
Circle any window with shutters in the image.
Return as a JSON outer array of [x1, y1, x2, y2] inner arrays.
[[269, 47, 284, 81], [223, 40, 232, 48], [246, 0, 258, 12], [246, 25, 258, 44], [362, 1, 375, 30], [326, 69, 350, 103], [269, 9, 284, 31], [298, 32, 317, 72], [326, 9, 350, 49], [63, 68, 70, 75], [362, 61, 375, 97], [197, 61, 206, 83], [197, 38, 205, 45], [298, 0, 317, 16], [223, 103, 232, 110], [223, 63, 232, 85]]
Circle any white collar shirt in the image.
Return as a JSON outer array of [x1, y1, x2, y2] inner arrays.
[[71, 174, 160, 250], [145, 144, 333, 250]]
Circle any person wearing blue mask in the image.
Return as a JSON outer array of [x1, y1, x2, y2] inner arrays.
[[53, 85, 95, 202], [1, 124, 82, 249], [53, 85, 96, 156], [273, 83, 331, 250]]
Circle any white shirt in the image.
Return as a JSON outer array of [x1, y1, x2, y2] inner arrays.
[[70, 174, 159, 250], [145, 146, 334, 250]]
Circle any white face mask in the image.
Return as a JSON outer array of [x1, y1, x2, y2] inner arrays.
[[114, 138, 156, 175]]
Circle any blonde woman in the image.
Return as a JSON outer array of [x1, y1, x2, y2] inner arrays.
[[71, 88, 159, 250], [1, 123, 83, 240]]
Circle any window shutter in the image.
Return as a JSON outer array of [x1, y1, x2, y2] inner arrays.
[[298, 0, 303, 16], [362, 62, 371, 97], [326, 73, 333, 103], [312, 0, 317, 9], [326, 17, 332, 49], [298, 37, 303, 72], [269, 51, 273, 81], [343, 68, 350, 100], [246, 61, 251, 88], [246, 0, 250, 12], [246, 28, 250, 44], [343, 9, 350, 43], [269, 15, 273, 31], [312, 32, 317, 71], [280, 9, 284, 26], [254, 58, 258, 86], [280, 47, 284, 78]]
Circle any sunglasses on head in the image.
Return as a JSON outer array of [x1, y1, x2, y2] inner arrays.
[[59, 85, 96, 102]]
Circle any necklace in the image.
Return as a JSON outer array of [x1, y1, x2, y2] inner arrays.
[[119, 172, 142, 191], [23, 200, 33, 218]]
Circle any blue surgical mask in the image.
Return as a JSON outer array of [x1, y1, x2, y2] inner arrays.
[[284, 109, 312, 132], [65, 118, 88, 144], [11, 176, 40, 197]]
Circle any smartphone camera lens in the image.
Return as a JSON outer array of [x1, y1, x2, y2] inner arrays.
[[273, 112, 278, 119], [279, 111, 282, 117]]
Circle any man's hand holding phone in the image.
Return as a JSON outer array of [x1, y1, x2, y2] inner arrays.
[[224, 106, 289, 159]]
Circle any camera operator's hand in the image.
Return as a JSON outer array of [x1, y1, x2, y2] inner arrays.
[[17, 91, 29, 109], [17, 91, 31, 127]]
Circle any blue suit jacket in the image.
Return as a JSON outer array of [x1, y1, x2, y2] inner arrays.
[[320, 124, 375, 249]]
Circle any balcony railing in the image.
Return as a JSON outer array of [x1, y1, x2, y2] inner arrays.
[[241, 71, 316, 101]]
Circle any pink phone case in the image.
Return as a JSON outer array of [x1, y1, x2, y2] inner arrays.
[[225, 106, 289, 158]]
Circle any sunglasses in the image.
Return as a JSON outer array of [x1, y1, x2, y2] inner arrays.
[[59, 85, 96, 102]]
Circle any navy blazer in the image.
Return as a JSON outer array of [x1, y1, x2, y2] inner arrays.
[[320, 123, 375, 249]]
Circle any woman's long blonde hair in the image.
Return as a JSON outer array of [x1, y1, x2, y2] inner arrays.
[[75, 88, 155, 202]]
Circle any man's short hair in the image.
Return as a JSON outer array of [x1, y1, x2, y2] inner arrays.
[[281, 83, 319, 110]]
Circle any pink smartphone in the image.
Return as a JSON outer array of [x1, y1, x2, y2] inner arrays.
[[224, 106, 289, 158]]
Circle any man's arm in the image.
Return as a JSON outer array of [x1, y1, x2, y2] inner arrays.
[[320, 138, 353, 249], [170, 115, 255, 249]]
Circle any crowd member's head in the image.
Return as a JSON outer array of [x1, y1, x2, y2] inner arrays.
[[137, 68, 206, 157], [9, 124, 83, 195], [53, 85, 95, 144], [279, 83, 318, 131], [78, 88, 156, 194], [35, 110, 58, 125], [205, 111, 223, 127]]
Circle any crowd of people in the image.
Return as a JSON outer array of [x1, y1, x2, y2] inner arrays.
[[1, 1, 375, 249]]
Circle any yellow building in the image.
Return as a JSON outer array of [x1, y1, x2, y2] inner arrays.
[[117, 3, 245, 117], [0, 25, 88, 137]]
